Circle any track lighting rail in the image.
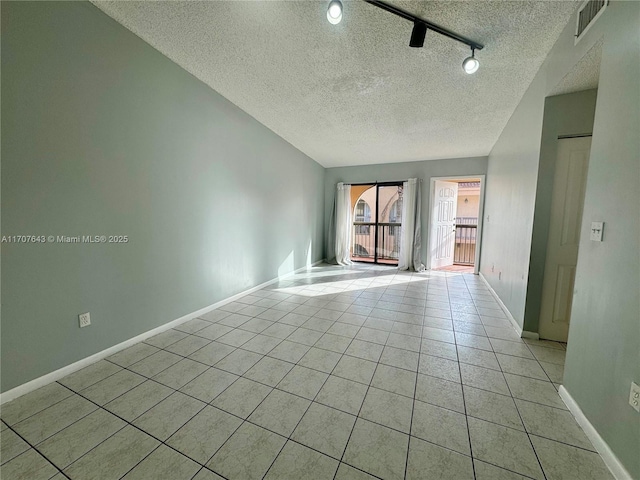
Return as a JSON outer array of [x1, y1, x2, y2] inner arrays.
[[363, 0, 484, 51]]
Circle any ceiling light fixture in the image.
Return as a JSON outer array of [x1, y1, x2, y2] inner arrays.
[[409, 22, 427, 48], [327, 0, 484, 73], [327, 0, 343, 25], [462, 48, 480, 74]]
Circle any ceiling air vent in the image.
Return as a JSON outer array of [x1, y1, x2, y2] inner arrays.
[[575, 0, 608, 44]]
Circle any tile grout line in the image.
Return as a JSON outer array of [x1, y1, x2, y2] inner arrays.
[[402, 272, 426, 480], [13, 341, 556, 442], [463, 274, 540, 479], [457, 274, 478, 480], [8, 378, 189, 480], [222, 333, 582, 452], [177, 267, 369, 476], [330, 284, 396, 480], [190, 277, 369, 479], [52, 351, 243, 479], [492, 322, 550, 480], [2, 265, 574, 480], [2, 422, 74, 480], [252, 273, 377, 479], [59, 383, 213, 480]]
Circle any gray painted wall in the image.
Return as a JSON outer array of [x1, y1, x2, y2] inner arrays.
[[324, 157, 488, 263], [480, 2, 639, 476], [524, 89, 598, 333], [1, 2, 325, 392]]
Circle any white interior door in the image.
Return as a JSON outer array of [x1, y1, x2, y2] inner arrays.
[[431, 180, 458, 269], [539, 137, 591, 342]]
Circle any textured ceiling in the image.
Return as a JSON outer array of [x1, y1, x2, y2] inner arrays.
[[92, 1, 579, 167], [550, 38, 602, 96]]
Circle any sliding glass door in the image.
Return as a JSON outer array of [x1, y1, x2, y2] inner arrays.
[[351, 183, 403, 265]]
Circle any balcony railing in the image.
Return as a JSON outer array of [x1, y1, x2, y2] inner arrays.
[[352, 222, 401, 264], [352, 218, 476, 265], [454, 223, 477, 265]]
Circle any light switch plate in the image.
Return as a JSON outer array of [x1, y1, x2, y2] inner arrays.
[[590, 221, 604, 242], [630, 382, 640, 413]]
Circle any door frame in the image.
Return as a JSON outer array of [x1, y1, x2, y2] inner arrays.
[[427, 175, 486, 274]]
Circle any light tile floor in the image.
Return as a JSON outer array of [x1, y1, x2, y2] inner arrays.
[[1, 264, 614, 480]]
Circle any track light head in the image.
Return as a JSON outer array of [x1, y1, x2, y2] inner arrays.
[[409, 22, 427, 48], [462, 49, 479, 74], [327, 0, 343, 24]]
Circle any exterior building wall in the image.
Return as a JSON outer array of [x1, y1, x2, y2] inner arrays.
[[456, 195, 480, 220]]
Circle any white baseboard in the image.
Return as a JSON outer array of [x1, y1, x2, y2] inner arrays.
[[559, 386, 633, 480], [0, 259, 325, 405], [521, 330, 540, 340], [478, 273, 525, 337], [476, 274, 540, 340]]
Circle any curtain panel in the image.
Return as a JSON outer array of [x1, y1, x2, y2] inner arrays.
[[398, 178, 425, 271], [334, 182, 352, 265]]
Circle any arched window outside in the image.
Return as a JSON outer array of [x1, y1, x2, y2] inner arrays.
[[389, 199, 402, 223], [354, 200, 371, 234], [355, 200, 371, 222]]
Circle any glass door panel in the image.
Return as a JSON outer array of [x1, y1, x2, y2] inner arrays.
[[351, 183, 403, 265], [376, 185, 403, 264], [351, 185, 377, 262]]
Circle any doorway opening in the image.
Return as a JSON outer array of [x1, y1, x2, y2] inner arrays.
[[428, 176, 485, 274], [350, 183, 403, 265]]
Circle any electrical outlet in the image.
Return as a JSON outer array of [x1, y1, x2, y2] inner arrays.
[[630, 382, 640, 413], [590, 221, 604, 242], [79, 312, 91, 328]]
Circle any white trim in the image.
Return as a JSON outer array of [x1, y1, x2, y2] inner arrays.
[[559, 386, 633, 480], [521, 330, 540, 340], [475, 176, 487, 275], [478, 272, 524, 336], [0, 259, 325, 405]]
